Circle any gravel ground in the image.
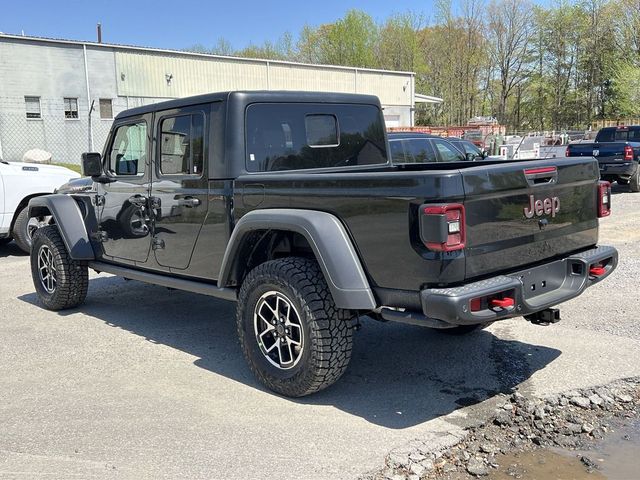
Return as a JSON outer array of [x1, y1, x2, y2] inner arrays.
[[560, 183, 640, 340]]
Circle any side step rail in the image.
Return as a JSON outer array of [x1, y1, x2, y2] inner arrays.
[[88, 261, 238, 302]]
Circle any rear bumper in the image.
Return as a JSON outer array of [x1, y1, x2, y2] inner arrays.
[[420, 245, 618, 325], [599, 162, 637, 177]]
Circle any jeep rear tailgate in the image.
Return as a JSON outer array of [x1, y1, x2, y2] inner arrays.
[[462, 157, 599, 279]]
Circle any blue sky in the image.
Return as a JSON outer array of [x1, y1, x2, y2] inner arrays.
[[0, 0, 443, 51]]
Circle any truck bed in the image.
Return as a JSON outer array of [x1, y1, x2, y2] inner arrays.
[[234, 156, 600, 294]]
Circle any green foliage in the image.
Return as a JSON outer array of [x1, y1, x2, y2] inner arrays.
[[184, 0, 640, 130], [53, 163, 82, 175]]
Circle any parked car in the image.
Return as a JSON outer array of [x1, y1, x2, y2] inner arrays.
[[0, 160, 80, 252], [446, 137, 489, 160], [28, 91, 617, 397], [565, 125, 640, 191], [388, 132, 467, 163]]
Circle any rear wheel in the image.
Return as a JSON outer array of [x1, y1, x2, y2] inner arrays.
[[237, 257, 353, 397], [629, 167, 640, 192], [30, 225, 88, 310]]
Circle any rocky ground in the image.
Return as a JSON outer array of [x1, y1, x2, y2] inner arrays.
[[368, 378, 640, 479]]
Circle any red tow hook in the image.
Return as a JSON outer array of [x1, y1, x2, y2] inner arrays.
[[490, 297, 515, 309], [589, 265, 606, 276]]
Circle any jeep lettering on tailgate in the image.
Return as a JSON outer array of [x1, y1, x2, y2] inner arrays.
[[524, 195, 560, 218]]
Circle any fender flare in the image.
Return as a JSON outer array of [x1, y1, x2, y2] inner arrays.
[[218, 209, 376, 310], [28, 194, 95, 260]]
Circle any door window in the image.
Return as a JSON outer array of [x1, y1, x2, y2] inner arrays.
[[432, 139, 465, 162], [159, 114, 205, 175], [108, 122, 148, 176], [405, 139, 437, 163], [389, 138, 437, 164]]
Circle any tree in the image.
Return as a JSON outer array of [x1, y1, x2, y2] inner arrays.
[[486, 0, 535, 127]]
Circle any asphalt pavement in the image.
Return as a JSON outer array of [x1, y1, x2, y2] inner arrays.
[[0, 185, 639, 479]]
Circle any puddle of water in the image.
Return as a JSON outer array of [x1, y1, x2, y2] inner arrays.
[[489, 450, 605, 479], [489, 420, 640, 480]]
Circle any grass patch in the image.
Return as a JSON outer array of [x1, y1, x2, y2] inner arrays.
[[53, 163, 83, 175]]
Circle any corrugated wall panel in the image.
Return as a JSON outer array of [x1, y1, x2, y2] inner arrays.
[[116, 51, 268, 98], [115, 51, 414, 106], [357, 71, 411, 106], [269, 64, 355, 93]]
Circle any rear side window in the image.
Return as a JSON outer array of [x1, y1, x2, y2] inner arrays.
[[159, 114, 205, 175], [245, 103, 387, 172]]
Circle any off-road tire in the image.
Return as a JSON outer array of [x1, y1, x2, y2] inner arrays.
[[13, 206, 34, 253], [438, 322, 493, 336], [630, 166, 640, 192], [30, 225, 88, 311], [237, 257, 353, 397]]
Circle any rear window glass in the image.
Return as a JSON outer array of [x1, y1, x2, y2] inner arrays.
[[246, 103, 387, 172], [597, 128, 640, 142]]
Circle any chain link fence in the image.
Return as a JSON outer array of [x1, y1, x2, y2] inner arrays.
[[0, 95, 174, 164]]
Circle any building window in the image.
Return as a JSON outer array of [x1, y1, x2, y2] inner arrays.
[[99, 98, 113, 119], [25, 96, 41, 119], [64, 97, 79, 119]]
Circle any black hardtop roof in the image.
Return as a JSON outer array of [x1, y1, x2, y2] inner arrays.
[[115, 90, 382, 120]]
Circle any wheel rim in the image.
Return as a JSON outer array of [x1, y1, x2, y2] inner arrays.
[[254, 291, 304, 370], [27, 216, 51, 241], [37, 245, 57, 294]]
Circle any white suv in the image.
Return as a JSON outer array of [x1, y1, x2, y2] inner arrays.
[[0, 160, 80, 252]]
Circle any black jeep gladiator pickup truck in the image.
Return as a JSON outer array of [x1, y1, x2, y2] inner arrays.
[[566, 125, 640, 190], [28, 91, 618, 397]]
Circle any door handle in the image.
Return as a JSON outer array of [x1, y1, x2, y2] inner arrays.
[[128, 195, 147, 207], [177, 196, 201, 208]]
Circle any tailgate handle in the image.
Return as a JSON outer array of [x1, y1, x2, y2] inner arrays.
[[524, 166, 557, 185]]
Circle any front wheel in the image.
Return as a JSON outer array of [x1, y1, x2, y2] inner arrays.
[[30, 225, 88, 311], [237, 257, 353, 397]]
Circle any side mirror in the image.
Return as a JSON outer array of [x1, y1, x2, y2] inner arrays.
[[81, 152, 103, 177], [465, 152, 476, 162], [481, 150, 489, 159]]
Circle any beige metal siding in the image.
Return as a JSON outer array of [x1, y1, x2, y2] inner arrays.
[[116, 51, 268, 98], [356, 71, 411, 106], [269, 64, 355, 93], [115, 51, 413, 106]]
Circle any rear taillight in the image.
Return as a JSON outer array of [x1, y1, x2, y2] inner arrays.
[[624, 145, 634, 161], [598, 180, 611, 217], [420, 204, 466, 252], [565, 146, 570, 157]]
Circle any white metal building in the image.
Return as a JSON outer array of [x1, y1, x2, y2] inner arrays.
[[0, 34, 436, 163]]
